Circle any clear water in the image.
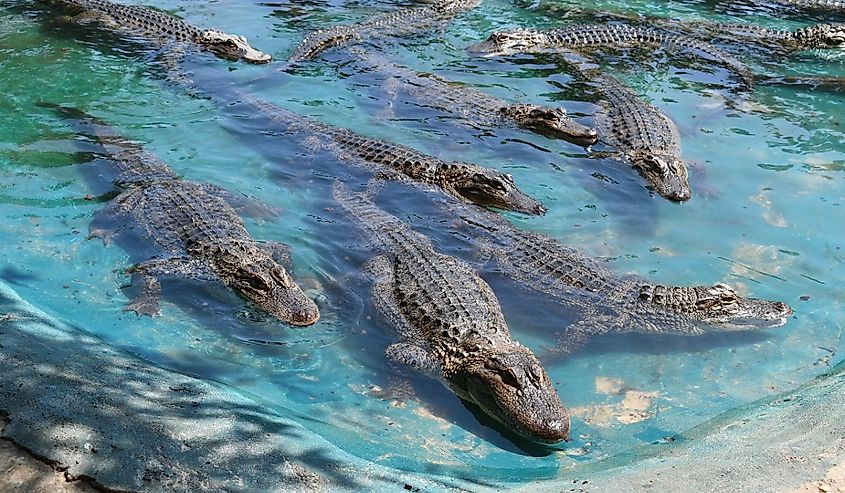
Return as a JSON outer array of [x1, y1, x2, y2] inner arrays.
[[1, 0, 843, 484]]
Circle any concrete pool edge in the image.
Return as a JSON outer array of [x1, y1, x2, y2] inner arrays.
[[1, 277, 843, 492], [0, 279, 481, 493]]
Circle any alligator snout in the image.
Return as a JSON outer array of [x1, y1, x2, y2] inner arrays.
[[288, 305, 321, 326]]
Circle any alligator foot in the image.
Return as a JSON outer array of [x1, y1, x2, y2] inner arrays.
[[87, 227, 116, 246], [551, 316, 606, 357], [258, 241, 293, 270], [124, 274, 162, 317], [385, 343, 442, 377]]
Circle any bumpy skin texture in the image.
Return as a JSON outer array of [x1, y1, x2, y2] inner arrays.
[[467, 23, 754, 87], [649, 18, 845, 51], [288, 0, 481, 62], [334, 183, 569, 444], [454, 205, 793, 355], [47, 0, 271, 63], [588, 71, 692, 202], [770, 0, 845, 10], [352, 52, 597, 145], [46, 105, 318, 326], [238, 93, 545, 215]]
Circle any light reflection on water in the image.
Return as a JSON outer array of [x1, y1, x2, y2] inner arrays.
[[0, 0, 843, 481]]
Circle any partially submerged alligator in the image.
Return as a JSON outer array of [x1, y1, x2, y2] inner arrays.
[[768, 0, 845, 12], [288, 0, 480, 63], [451, 203, 793, 355], [585, 70, 692, 202], [468, 23, 755, 87], [649, 18, 845, 52], [45, 0, 271, 63], [44, 104, 319, 325], [236, 92, 546, 215], [350, 51, 598, 145], [333, 182, 569, 444]]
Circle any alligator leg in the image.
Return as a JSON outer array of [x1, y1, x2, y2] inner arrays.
[[87, 197, 130, 246], [197, 183, 281, 220], [385, 342, 442, 377], [56, 10, 116, 28], [124, 272, 162, 317], [257, 240, 293, 270], [554, 313, 616, 356], [158, 44, 194, 87], [124, 257, 219, 316], [366, 255, 441, 378]]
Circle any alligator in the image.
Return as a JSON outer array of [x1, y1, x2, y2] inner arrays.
[[768, 0, 845, 12], [234, 91, 546, 215], [288, 0, 481, 63], [333, 182, 569, 444], [44, 0, 271, 63], [449, 202, 793, 356], [43, 104, 319, 325], [740, 0, 845, 17], [582, 70, 692, 202], [647, 18, 845, 52], [349, 50, 598, 145], [758, 74, 845, 92], [467, 23, 755, 88]]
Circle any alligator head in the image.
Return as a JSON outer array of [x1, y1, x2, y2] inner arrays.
[[501, 104, 598, 145], [449, 346, 570, 444], [228, 257, 320, 326], [467, 29, 547, 56], [795, 23, 845, 48], [197, 30, 272, 64], [628, 150, 692, 202], [438, 162, 546, 215], [640, 283, 793, 329]]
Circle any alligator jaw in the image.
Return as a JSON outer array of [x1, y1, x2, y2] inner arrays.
[[457, 348, 570, 444], [630, 152, 692, 202], [231, 261, 320, 326], [699, 299, 793, 330], [444, 164, 546, 215]]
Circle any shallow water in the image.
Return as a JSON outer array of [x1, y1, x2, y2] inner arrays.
[[1, 0, 843, 484]]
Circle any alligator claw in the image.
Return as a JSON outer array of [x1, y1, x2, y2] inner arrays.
[[123, 299, 161, 317]]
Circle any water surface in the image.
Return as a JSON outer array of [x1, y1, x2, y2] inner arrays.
[[1, 0, 843, 483]]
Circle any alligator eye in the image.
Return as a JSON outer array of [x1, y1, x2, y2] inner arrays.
[[651, 157, 669, 173], [237, 269, 272, 292], [482, 176, 509, 192], [497, 368, 522, 390], [695, 297, 719, 310], [269, 267, 292, 288], [528, 364, 545, 386]]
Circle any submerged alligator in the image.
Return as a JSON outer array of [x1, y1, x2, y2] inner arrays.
[[584, 70, 692, 202], [350, 51, 598, 145], [45, 0, 271, 63], [649, 18, 845, 52], [768, 0, 845, 12], [451, 203, 793, 355], [288, 0, 480, 63], [235, 92, 546, 215], [468, 23, 755, 87], [333, 182, 569, 444], [43, 104, 319, 326]]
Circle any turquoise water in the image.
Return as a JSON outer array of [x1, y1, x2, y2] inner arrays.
[[1, 0, 843, 484]]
